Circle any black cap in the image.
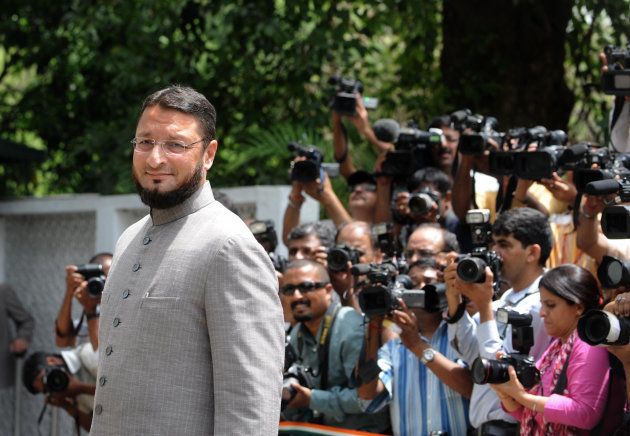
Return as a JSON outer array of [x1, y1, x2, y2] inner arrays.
[[347, 170, 376, 187]]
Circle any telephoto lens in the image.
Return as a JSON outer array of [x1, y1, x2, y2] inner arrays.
[[456, 257, 488, 283], [471, 357, 509, 385], [578, 310, 630, 346]]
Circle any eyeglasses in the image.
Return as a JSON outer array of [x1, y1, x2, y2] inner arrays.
[[350, 183, 377, 193], [131, 137, 206, 155], [280, 281, 329, 296], [405, 248, 446, 259]]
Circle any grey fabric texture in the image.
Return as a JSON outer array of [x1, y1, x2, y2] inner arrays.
[[0, 283, 35, 388], [91, 182, 284, 435]]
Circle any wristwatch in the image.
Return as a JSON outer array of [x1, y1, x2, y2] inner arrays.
[[420, 348, 436, 364]]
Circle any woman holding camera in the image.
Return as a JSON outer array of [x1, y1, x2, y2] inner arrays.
[[491, 264, 609, 435]]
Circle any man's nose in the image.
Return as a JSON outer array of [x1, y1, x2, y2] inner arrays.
[[294, 250, 307, 260], [146, 143, 167, 167]]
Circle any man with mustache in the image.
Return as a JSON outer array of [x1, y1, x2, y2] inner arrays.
[[90, 85, 284, 435], [281, 259, 391, 433]]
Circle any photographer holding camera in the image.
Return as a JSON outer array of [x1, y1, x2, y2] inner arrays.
[[280, 259, 391, 433], [355, 223, 472, 435], [23, 351, 97, 432], [444, 207, 553, 434], [286, 221, 336, 266], [55, 252, 112, 351], [490, 265, 611, 434]]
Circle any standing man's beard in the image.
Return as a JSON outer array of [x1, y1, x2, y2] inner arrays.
[[133, 162, 204, 209]]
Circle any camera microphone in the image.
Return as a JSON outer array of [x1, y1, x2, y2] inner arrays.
[[373, 119, 400, 143], [585, 178, 620, 196]]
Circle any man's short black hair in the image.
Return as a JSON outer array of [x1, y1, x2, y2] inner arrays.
[[407, 167, 452, 195], [428, 114, 452, 130], [287, 221, 336, 249], [141, 85, 217, 143], [492, 207, 552, 266], [284, 259, 331, 283], [89, 252, 113, 265], [22, 352, 65, 394]]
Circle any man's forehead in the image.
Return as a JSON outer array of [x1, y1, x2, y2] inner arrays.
[[289, 234, 321, 247], [282, 266, 318, 282], [409, 228, 443, 247]]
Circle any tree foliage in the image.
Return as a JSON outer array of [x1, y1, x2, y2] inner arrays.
[[0, 0, 628, 196]]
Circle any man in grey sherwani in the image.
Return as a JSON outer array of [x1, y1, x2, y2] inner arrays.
[[90, 85, 284, 435]]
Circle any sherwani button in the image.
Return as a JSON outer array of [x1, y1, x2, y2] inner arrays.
[[113, 318, 121, 327], [132, 263, 141, 272]]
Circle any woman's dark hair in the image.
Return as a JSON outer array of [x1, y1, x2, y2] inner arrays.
[[539, 265, 601, 311]]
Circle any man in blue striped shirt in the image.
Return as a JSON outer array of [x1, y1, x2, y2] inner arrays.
[[357, 226, 472, 436]]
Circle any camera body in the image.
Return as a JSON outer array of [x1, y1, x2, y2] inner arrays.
[[373, 222, 401, 258], [249, 220, 287, 272], [329, 75, 378, 115], [585, 176, 630, 238], [281, 360, 315, 411], [602, 44, 630, 96], [288, 142, 324, 183], [578, 309, 630, 346], [327, 244, 362, 272], [458, 115, 502, 155], [513, 128, 568, 180], [380, 123, 442, 177], [76, 263, 106, 297]]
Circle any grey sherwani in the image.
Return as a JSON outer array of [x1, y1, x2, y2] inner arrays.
[[91, 182, 284, 435]]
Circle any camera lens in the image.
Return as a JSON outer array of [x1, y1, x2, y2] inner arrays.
[[578, 310, 630, 346], [409, 193, 434, 215], [359, 285, 391, 317], [457, 257, 487, 283], [328, 247, 350, 272], [45, 368, 69, 392], [471, 357, 509, 385], [87, 277, 105, 296]]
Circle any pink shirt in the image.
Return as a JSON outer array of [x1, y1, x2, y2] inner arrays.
[[508, 336, 610, 432]]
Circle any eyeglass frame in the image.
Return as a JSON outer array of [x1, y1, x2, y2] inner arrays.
[[280, 281, 329, 296], [131, 137, 207, 155]]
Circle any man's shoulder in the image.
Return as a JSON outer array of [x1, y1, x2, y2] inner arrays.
[[334, 307, 364, 335], [194, 199, 253, 240]]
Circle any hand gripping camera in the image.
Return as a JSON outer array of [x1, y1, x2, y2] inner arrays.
[[76, 264, 106, 297], [329, 75, 378, 116], [471, 309, 541, 389], [456, 209, 503, 295], [281, 342, 315, 411]]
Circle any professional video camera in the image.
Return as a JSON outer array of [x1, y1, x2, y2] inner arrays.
[[372, 222, 402, 259], [585, 175, 630, 238], [327, 244, 362, 272], [374, 119, 442, 177], [598, 255, 630, 289], [329, 75, 378, 116], [76, 264, 106, 297], [471, 309, 541, 389], [456, 209, 502, 295], [458, 115, 503, 155], [602, 44, 630, 96], [281, 342, 315, 411], [249, 220, 287, 273], [578, 309, 630, 346], [574, 151, 630, 194], [512, 127, 569, 180], [287, 142, 325, 183]]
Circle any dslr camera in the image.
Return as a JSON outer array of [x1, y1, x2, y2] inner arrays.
[[578, 309, 630, 346], [327, 244, 362, 272], [288, 142, 325, 183], [76, 264, 106, 297], [471, 309, 540, 389], [602, 44, 630, 95], [281, 342, 315, 411], [23, 355, 70, 394], [329, 75, 378, 116], [249, 220, 287, 273], [456, 209, 502, 295]]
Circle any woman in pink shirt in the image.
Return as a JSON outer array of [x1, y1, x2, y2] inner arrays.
[[491, 264, 609, 435]]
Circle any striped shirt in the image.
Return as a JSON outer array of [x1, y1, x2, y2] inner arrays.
[[364, 322, 470, 436]]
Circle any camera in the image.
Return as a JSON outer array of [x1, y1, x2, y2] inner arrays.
[[76, 264, 106, 297], [598, 255, 630, 289], [281, 350, 315, 410], [408, 189, 439, 216], [458, 115, 502, 155], [456, 210, 502, 295], [249, 220, 287, 273], [327, 244, 362, 272], [585, 176, 630, 238], [513, 128, 568, 180], [578, 309, 630, 346], [374, 118, 442, 177], [373, 222, 401, 258], [23, 356, 70, 394], [43, 366, 70, 393], [329, 75, 378, 116], [288, 142, 324, 183], [352, 263, 407, 316], [400, 283, 448, 313], [471, 308, 540, 389], [602, 44, 630, 95]]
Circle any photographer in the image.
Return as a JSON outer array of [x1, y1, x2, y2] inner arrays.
[[286, 221, 336, 266], [55, 253, 112, 351], [356, 225, 470, 435], [491, 265, 609, 434], [444, 207, 553, 434], [280, 260, 390, 433], [23, 351, 97, 432]]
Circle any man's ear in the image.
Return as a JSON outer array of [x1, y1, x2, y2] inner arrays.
[[526, 243, 542, 264], [203, 139, 218, 171]]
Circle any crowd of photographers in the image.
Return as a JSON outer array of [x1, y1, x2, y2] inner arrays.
[[247, 45, 630, 435]]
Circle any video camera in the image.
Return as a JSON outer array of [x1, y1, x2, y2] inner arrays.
[[329, 75, 378, 116], [76, 264, 106, 297], [327, 244, 362, 272], [602, 44, 630, 96], [585, 175, 630, 238], [471, 308, 540, 389], [288, 142, 325, 183], [352, 262, 447, 316], [458, 114, 502, 155], [578, 309, 630, 346], [598, 255, 630, 289], [372, 222, 401, 259], [456, 209, 502, 295], [248, 220, 287, 273], [374, 119, 442, 177]]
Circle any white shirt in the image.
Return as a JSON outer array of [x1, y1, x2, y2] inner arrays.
[[447, 275, 552, 428], [610, 100, 630, 152]]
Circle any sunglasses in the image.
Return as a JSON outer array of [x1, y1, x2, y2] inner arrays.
[[350, 183, 377, 193], [281, 281, 329, 296]]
